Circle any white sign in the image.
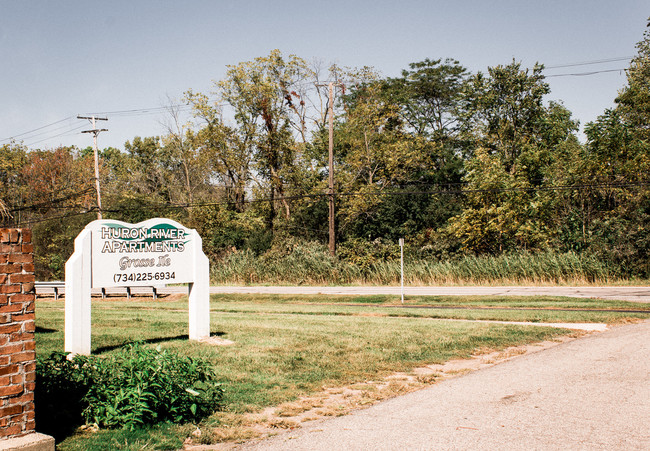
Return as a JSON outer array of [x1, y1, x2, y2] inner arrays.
[[89, 219, 194, 288], [65, 218, 210, 355]]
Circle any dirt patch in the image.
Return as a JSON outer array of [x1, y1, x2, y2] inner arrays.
[[199, 336, 236, 346], [183, 332, 590, 450]]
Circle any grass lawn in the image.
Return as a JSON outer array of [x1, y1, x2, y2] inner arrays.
[[35, 294, 650, 450]]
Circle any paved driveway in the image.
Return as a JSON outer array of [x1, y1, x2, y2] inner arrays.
[[239, 320, 650, 450]]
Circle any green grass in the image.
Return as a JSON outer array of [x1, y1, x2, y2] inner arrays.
[[35, 294, 650, 449]]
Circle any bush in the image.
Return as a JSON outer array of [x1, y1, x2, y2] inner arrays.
[[35, 352, 95, 439], [36, 344, 224, 435]]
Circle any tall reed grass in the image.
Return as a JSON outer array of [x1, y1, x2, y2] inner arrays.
[[210, 242, 619, 286]]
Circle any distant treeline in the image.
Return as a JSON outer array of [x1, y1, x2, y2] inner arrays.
[[2, 24, 649, 282]]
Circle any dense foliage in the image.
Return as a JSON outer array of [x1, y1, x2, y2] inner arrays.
[[35, 344, 224, 438], [3, 23, 649, 280]]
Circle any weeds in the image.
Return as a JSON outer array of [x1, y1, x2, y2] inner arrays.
[[210, 244, 620, 286]]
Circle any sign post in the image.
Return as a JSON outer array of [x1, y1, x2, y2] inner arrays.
[[399, 238, 404, 304], [65, 218, 210, 355]]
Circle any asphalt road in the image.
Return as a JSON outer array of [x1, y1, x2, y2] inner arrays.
[[36, 285, 650, 302], [239, 320, 650, 450]]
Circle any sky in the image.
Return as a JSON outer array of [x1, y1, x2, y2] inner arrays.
[[1, 0, 647, 150]]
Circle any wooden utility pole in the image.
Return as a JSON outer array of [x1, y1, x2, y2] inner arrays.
[[328, 82, 335, 256], [78, 115, 108, 219]]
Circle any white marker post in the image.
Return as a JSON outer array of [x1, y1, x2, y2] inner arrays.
[[65, 218, 210, 355], [399, 238, 404, 304]]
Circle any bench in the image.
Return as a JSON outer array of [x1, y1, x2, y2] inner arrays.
[[34, 281, 65, 300], [35, 282, 164, 300]]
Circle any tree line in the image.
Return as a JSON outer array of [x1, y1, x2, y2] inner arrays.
[[1, 25, 648, 281]]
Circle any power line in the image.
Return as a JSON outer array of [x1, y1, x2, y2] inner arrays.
[[0, 116, 75, 143], [545, 68, 627, 78], [544, 56, 633, 69], [23, 124, 88, 147]]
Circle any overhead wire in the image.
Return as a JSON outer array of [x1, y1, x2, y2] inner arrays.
[[0, 55, 635, 149], [0, 116, 75, 143]]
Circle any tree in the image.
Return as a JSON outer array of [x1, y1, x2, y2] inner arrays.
[[334, 68, 436, 238], [0, 142, 27, 223], [577, 21, 650, 276], [217, 50, 313, 227], [185, 91, 251, 212], [447, 61, 580, 253], [460, 61, 550, 173], [383, 58, 468, 140]]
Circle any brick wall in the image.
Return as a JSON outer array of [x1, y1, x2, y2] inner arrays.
[[0, 229, 36, 439]]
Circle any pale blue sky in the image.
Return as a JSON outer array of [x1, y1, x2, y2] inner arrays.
[[1, 0, 647, 150]]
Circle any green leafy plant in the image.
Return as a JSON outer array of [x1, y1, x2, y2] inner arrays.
[[83, 343, 224, 430], [36, 344, 224, 435]]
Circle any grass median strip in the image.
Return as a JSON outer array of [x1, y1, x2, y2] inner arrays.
[[35, 294, 649, 449]]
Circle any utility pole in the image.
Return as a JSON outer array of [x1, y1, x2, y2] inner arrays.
[[78, 115, 108, 219], [316, 81, 343, 256]]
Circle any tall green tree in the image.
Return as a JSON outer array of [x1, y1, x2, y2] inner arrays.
[[579, 21, 650, 275], [447, 61, 579, 253], [217, 50, 313, 227]]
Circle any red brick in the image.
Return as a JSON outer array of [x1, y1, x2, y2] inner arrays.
[[0, 335, 7, 345], [0, 343, 24, 355], [21, 264, 34, 273], [20, 244, 34, 253], [0, 252, 8, 262], [7, 294, 33, 304], [0, 356, 9, 366], [0, 384, 23, 397], [23, 342, 35, 352], [0, 323, 21, 334], [0, 376, 11, 386], [2, 423, 24, 437], [11, 394, 33, 406], [0, 230, 9, 242], [0, 275, 6, 284], [9, 230, 20, 243], [9, 332, 33, 343], [10, 374, 24, 385], [24, 383, 34, 392], [0, 304, 23, 314], [24, 372, 35, 383], [10, 352, 34, 364], [23, 322, 34, 333], [0, 264, 21, 274], [0, 405, 22, 418], [7, 254, 31, 264], [20, 230, 31, 243], [9, 274, 34, 284], [0, 365, 19, 376], [0, 285, 21, 294], [22, 283, 35, 294], [11, 314, 34, 323], [22, 363, 34, 373]]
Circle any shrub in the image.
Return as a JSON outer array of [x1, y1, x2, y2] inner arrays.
[[36, 343, 224, 434], [35, 352, 96, 439]]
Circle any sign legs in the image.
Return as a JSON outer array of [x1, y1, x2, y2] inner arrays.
[[65, 229, 92, 355]]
